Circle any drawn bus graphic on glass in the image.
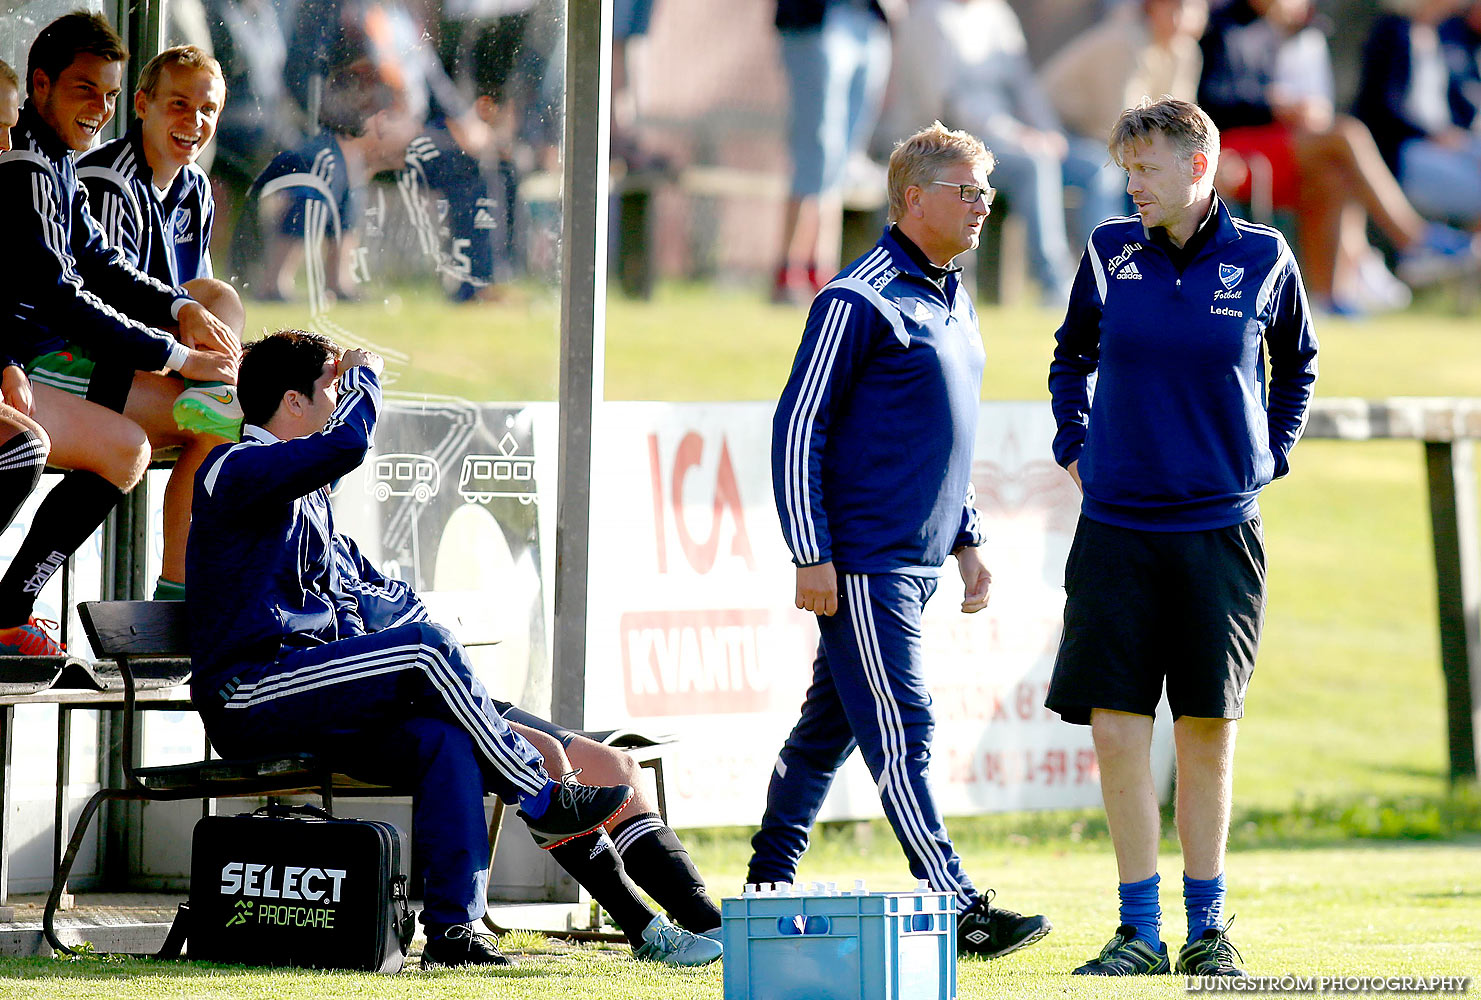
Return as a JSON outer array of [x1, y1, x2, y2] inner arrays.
[[367, 453, 442, 504], [459, 453, 537, 505]]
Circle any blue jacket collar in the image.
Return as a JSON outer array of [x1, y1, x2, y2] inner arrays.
[[1140, 195, 1244, 256], [125, 121, 191, 207], [878, 227, 962, 293], [16, 102, 73, 162]]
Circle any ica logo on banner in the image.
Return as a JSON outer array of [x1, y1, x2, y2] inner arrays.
[[647, 432, 756, 575]]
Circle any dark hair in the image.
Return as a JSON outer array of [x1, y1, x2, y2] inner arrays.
[[318, 61, 398, 137], [239, 330, 340, 426], [27, 11, 128, 98], [470, 23, 518, 103]]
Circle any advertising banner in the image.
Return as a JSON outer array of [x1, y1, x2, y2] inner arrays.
[[586, 401, 1175, 829]]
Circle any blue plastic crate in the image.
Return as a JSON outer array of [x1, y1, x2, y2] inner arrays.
[[721, 890, 956, 1000]]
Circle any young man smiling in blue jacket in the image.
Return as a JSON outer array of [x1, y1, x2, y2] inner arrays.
[[1047, 97, 1318, 977]]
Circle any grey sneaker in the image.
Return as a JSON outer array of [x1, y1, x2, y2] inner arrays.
[[633, 913, 723, 966], [518, 770, 633, 849]]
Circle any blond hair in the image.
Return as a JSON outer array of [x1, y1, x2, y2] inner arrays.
[[886, 121, 994, 223], [137, 44, 223, 98], [0, 59, 16, 89], [1108, 96, 1219, 172]]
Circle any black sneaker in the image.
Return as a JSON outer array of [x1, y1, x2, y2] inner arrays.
[[957, 891, 1052, 959], [1073, 925, 1170, 975], [1176, 919, 1247, 977], [517, 770, 633, 849], [421, 923, 512, 968]]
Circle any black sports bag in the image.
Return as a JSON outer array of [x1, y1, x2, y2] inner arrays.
[[187, 804, 416, 972]]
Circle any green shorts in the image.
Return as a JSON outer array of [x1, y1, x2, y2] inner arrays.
[[26, 348, 96, 397]]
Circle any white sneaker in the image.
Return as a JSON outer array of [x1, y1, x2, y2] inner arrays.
[[633, 914, 723, 966]]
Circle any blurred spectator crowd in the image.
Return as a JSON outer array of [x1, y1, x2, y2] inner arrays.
[[771, 0, 1481, 315], [127, 0, 1481, 316], [166, 0, 577, 304]]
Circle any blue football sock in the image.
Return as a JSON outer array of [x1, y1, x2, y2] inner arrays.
[[1118, 873, 1162, 947], [1184, 872, 1226, 943], [518, 779, 555, 819]]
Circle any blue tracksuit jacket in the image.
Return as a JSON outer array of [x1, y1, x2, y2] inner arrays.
[[1048, 199, 1318, 531], [78, 123, 215, 285], [250, 131, 357, 242], [330, 533, 428, 632], [0, 104, 192, 372], [185, 365, 380, 690], [772, 227, 985, 576]]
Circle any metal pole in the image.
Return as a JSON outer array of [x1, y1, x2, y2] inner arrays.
[[1424, 440, 1481, 782], [551, 0, 612, 731]]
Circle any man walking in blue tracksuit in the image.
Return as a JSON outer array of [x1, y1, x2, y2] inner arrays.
[[1046, 98, 1318, 977], [747, 120, 1051, 959]]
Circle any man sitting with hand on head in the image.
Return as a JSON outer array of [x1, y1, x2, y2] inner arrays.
[[78, 44, 246, 445], [0, 11, 239, 651], [185, 330, 634, 969]]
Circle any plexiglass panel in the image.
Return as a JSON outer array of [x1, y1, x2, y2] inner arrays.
[[168, 0, 568, 712]]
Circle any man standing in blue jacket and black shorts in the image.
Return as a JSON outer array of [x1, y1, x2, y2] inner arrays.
[[747, 120, 1052, 960], [1047, 97, 1318, 978]]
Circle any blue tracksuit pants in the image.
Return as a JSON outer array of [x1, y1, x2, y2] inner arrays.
[[199, 621, 548, 926], [747, 572, 978, 910]]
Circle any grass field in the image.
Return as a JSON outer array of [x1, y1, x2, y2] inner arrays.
[[9, 283, 1473, 996], [6, 840, 1477, 998]]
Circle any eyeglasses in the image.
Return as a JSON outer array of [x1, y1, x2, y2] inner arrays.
[[930, 181, 995, 206]]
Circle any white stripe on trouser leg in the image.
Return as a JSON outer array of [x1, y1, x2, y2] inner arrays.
[[227, 642, 429, 701], [845, 575, 970, 906], [225, 638, 546, 796], [419, 642, 546, 796], [845, 575, 960, 901], [848, 575, 971, 907]]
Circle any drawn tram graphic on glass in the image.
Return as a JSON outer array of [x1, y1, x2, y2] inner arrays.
[[367, 453, 443, 504], [459, 432, 537, 505]]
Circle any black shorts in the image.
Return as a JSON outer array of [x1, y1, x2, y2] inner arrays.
[[1045, 514, 1266, 725]]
